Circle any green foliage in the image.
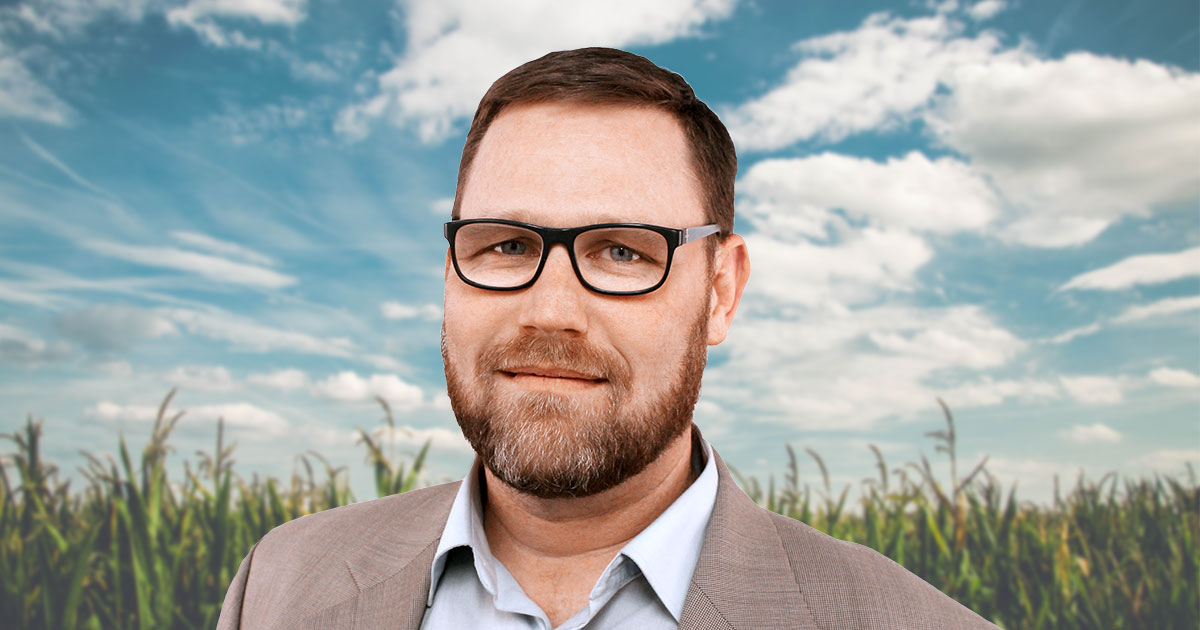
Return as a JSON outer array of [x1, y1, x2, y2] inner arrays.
[[738, 399, 1200, 629], [1, 391, 1196, 629]]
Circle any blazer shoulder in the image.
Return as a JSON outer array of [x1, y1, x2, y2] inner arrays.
[[237, 481, 459, 628], [765, 511, 1001, 630], [260, 480, 459, 552]]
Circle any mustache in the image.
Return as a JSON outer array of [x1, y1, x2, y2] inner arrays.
[[478, 334, 632, 390]]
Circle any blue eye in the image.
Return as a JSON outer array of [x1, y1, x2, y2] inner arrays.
[[607, 245, 639, 262], [494, 241, 528, 255]]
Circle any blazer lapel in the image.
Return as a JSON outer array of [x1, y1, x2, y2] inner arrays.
[[680, 451, 818, 630], [331, 482, 459, 630]]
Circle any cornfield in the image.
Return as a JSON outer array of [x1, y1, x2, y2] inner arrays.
[[1, 392, 1196, 629]]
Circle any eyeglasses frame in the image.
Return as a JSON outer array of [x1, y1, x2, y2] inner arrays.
[[444, 218, 722, 296]]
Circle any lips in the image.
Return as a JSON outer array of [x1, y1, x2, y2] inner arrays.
[[500, 366, 605, 382]]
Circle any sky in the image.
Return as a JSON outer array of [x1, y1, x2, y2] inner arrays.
[[0, 0, 1197, 504]]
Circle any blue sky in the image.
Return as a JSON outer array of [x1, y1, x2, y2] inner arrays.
[[0, 0, 1196, 502]]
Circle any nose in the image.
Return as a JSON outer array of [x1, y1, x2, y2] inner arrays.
[[515, 244, 589, 336]]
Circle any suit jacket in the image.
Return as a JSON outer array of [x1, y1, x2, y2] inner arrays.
[[217, 450, 1000, 629]]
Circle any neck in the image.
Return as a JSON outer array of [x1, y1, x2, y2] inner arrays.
[[480, 425, 697, 624]]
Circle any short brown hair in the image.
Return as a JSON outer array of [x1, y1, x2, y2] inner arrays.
[[452, 47, 736, 237]]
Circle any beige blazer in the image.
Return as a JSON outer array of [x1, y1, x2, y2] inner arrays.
[[217, 451, 1000, 629]]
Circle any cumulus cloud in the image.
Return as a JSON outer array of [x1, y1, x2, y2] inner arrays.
[[1059, 375, 1124, 406], [335, 0, 737, 141], [312, 371, 423, 410], [1061, 423, 1122, 444], [1061, 247, 1200, 292], [87, 398, 289, 436], [163, 364, 238, 392], [725, 12, 1006, 150], [703, 305, 1026, 429], [367, 425, 472, 454], [746, 228, 932, 309], [726, 9, 1200, 248], [965, 0, 1006, 21], [380, 301, 442, 321], [248, 368, 309, 391], [82, 240, 296, 289], [737, 152, 998, 236], [1148, 367, 1200, 389], [55, 304, 177, 355], [930, 53, 1200, 243]]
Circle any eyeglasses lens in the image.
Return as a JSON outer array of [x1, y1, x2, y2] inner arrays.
[[453, 223, 670, 292]]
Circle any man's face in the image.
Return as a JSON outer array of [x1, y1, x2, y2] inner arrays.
[[442, 102, 715, 498]]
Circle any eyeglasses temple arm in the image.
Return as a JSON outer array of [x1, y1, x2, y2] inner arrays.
[[680, 224, 721, 245]]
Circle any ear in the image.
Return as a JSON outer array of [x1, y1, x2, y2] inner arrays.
[[707, 234, 750, 346]]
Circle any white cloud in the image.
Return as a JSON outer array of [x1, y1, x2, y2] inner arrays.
[[1061, 423, 1122, 444], [1047, 323, 1101, 345], [82, 240, 296, 289], [86, 398, 290, 436], [725, 11, 1007, 150], [93, 360, 133, 376], [335, 0, 737, 142], [312, 371, 423, 410], [0, 54, 74, 125], [930, 53, 1200, 243], [703, 305, 1026, 429], [86, 400, 159, 422], [1112, 296, 1200, 324], [1148, 367, 1200, 389], [1061, 247, 1200, 292], [430, 197, 454, 216], [55, 304, 177, 354], [167, 0, 307, 49], [162, 308, 356, 356], [163, 364, 238, 392], [191, 402, 288, 435], [939, 378, 1061, 408], [726, 9, 1200, 248], [746, 227, 932, 308], [380, 301, 442, 321], [368, 425, 473, 454], [1129, 448, 1200, 471], [965, 0, 1006, 21], [169, 231, 276, 266], [737, 151, 998, 235], [248, 368, 309, 391], [1059, 375, 1123, 406], [0, 322, 71, 365], [3, 0, 160, 37]]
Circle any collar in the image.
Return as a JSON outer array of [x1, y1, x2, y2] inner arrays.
[[427, 429, 718, 621]]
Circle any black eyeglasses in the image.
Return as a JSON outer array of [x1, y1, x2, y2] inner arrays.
[[444, 219, 721, 296]]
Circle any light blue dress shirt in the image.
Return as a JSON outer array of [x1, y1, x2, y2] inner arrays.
[[420, 438, 718, 630]]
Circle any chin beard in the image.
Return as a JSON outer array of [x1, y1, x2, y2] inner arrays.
[[443, 312, 708, 499]]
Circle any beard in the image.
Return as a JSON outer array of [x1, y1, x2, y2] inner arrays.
[[442, 308, 709, 499]]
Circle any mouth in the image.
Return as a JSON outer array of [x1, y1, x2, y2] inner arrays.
[[499, 366, 607, 388]]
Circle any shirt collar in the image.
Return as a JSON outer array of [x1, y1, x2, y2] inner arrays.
[[619, 436, 716, 620], [427, 431, 719, 622]]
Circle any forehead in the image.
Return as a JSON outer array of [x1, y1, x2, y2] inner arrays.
[[458, 102, 705, 228]]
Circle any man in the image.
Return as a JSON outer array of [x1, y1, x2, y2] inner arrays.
[[218, 48, 1000, 629]]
